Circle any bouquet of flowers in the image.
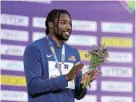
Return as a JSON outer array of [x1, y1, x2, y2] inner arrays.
[[82, 44, 109, 88]]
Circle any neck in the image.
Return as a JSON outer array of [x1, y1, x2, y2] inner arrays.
[[49, 33, 62, 47]]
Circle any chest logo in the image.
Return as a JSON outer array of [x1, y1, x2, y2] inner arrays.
[[68, 56, 76, 61], [47, 54, 53, 57]]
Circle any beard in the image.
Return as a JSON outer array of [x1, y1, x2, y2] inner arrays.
[[54, 31, 70, 41]]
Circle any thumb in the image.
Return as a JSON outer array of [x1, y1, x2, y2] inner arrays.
[[87, 69, 94, 75], [75, 62, 81, 66]]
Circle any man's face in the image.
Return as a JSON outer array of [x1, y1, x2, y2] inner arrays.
[[53, 13, 72, 41]]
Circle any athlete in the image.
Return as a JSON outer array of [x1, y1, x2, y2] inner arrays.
[[23, 9, 99, 102]]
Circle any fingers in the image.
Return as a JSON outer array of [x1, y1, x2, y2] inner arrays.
[[88, 69, 101, 75], [73, 63, 84, 73], [90, 70, 101, 80], [66, 63, 84, 81], [75, 62, 81, 66], [86, 69, 96, 75], [75, 63, 84, 72], [87, 69, 93, 75]]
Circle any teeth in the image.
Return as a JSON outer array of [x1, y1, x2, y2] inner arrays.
[[65, 32, 70, 36]]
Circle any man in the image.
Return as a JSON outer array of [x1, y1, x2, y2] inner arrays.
[[23, 9, 99, 102]]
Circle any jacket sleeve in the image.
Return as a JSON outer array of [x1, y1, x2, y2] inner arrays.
[[74, 50, 87, 100], [23, 44, 68, 96]]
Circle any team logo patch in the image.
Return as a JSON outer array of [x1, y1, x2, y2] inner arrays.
[[68, 56, 76, 61]]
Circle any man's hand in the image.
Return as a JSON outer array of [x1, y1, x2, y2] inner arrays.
[[66, 62, 84, 81], [80, 69, 100, 85]]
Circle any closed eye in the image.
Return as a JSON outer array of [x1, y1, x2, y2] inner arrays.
[[60, 21, 67, 25]]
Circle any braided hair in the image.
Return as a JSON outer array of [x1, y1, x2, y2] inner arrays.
[[45, 9, 71, 35]]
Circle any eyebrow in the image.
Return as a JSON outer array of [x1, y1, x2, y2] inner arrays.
[[60, 20, 72, 22], [60, 20, 68, 21]]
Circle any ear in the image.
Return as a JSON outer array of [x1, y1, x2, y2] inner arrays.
[[48, 21, 54, 29]]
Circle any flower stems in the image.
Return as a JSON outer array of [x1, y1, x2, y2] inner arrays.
[[83, 44, 109, 89]]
